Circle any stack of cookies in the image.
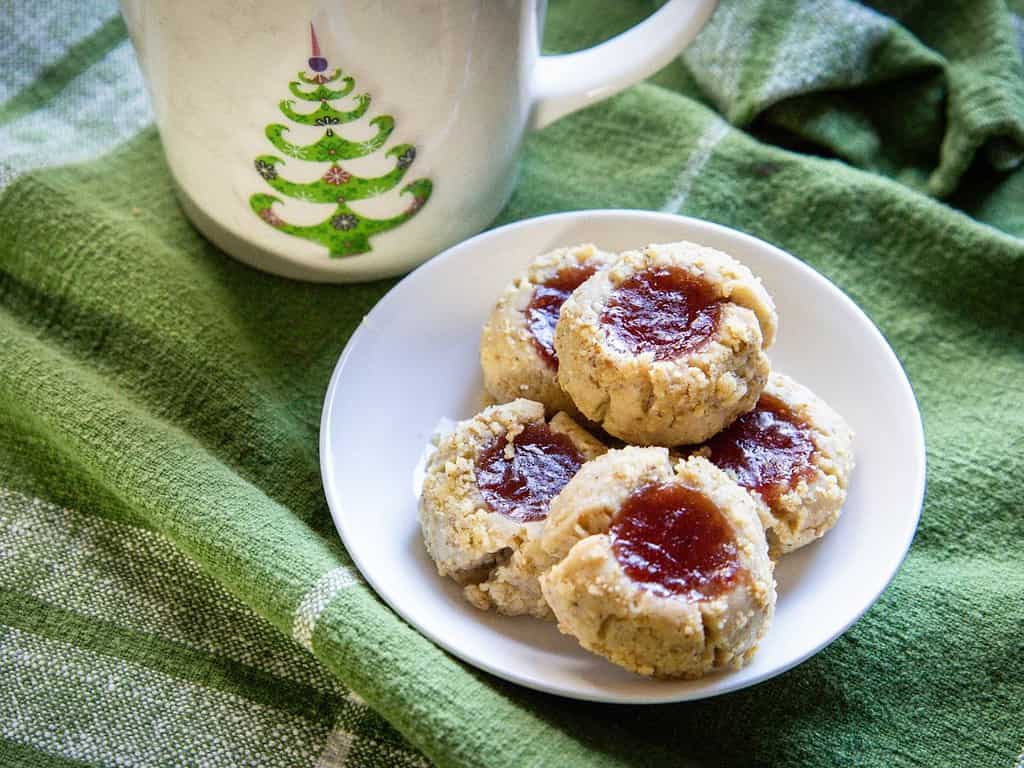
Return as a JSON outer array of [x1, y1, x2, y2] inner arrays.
[[419, 242, 854, 679]]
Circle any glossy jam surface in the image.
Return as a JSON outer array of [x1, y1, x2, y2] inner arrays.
[[701, 394, 815, 504], [601, 267, 723, 360], [526, 265, 598, 369], [611, 482, 741, 600], [476, 422, 585, 522]]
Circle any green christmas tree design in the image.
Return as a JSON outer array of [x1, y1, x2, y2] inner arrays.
[[250, 24, 432, 258]]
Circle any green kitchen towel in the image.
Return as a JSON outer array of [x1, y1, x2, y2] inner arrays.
[[676, 0, 1024, 196], [2, 2, 1023, 767]]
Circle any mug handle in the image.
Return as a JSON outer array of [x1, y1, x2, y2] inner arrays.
[[530, 0, 718, 130]]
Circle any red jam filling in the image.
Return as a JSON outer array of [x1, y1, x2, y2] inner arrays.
[[600, 267, 723, 360], [526, 265, 598, 369], [475, 422, 585, 522], [700, 394, 815, 504], [610, 482, 741, 600]]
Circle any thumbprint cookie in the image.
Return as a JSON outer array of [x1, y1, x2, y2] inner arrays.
[[419, 398, 605, 617], [555, 242, 777, 445], [540, 448, 775, 678], [694, 372, 854, 556], [480, 243, 617, 415]]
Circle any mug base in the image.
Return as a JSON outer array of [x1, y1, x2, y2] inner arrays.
[[171, 176, 515, 284], [172, 183, 389, 283]]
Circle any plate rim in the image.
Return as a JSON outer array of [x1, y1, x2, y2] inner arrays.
[[319, 208, 927, 704]]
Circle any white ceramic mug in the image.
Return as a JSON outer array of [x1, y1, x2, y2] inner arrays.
[[121, 0, 716, 282]]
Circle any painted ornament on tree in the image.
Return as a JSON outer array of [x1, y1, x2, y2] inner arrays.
[[250, 24, 432, 258]]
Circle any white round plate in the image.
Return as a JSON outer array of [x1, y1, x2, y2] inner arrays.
[[320, 210, 925, 704]]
